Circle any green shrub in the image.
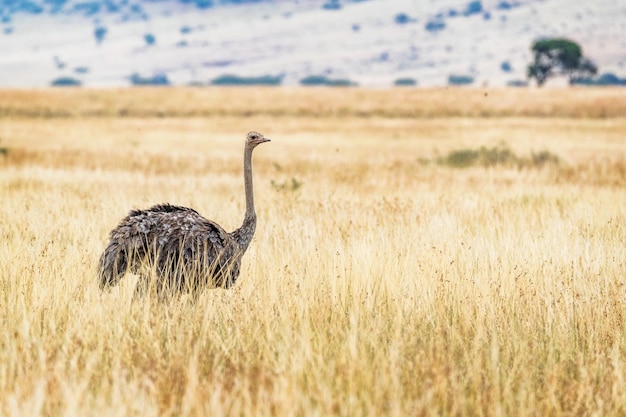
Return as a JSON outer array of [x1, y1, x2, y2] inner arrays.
[[448, 74, 474, 86], [394, 78, 417, 86], [271, 177, 302, 192], [439, 145, 559, 169], [50, 77, 82, 87], [530, 150, 560, 167], [442, 149, 480, 168], [130, 73, 170, 86], [571, 72, 626, 86], [300, 75, 356, 86], [210, 74, 283, 86]]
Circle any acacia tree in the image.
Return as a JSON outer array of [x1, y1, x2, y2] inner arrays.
[[528, 38, 597, 86]]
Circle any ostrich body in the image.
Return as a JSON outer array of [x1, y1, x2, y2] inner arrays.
[[98, 131, 270, 294]]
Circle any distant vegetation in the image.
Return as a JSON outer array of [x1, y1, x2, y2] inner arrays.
[[50, 77, 82, 87], [144, 33, 156, 46], [438, 144, 559, 169], [425, 0, 509, 31], [300, 75, 356, 87], [394, 78, 417, 86], [94, 26, 107, 44], [0, 140, 8, 156], [496, 1, 520, 10], [11, 0, 43, 14], [425, 19, 445, 32], [463, 1, 483, 16], [528, 38, 597, 86], [448, 75, 474, 86], [271, 177, 303, 192], [394, 13, 416, 24], [73, 1, 99, 16], [47, 0, 66, 13], [571, 73, 626, 86], [3, 0, 622, 89], [129, 73, 170, 86], [507, 80, 528, 87], [322, 0, 341, 10], [194, 0, 213, 9], [210, 74, 284, 86]]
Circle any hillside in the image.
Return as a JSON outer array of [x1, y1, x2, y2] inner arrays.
[[0, 0, 624, 87]]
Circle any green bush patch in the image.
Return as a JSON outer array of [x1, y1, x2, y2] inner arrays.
[[439, 145, 559, 169]]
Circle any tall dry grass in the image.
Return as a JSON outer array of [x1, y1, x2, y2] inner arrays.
[[1, 87, 625, 119], [1, 88, 626, 416]]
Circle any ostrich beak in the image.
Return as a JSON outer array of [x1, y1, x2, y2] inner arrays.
[[259, 137, 271, 143]]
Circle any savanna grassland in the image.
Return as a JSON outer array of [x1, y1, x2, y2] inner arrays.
[[1, 87, 626, 416]]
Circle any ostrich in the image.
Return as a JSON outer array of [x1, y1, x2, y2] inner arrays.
[[98, 131, 270, 296]]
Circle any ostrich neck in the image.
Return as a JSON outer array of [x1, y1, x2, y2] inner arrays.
[[243, 145, 255, 219], [232, 145, 257, 251]]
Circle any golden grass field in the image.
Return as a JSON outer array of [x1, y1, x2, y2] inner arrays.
[[1, 87, 625, 416]]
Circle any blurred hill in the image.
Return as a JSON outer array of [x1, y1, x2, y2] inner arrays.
[[0, 0, 624, 87]]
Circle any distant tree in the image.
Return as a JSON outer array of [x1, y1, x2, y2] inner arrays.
[[464, 1, 483, 16], [394, 13, 415, 24], [527, 38, 597, 86], [144, 33, 156, 46], [94, 26, 107, 44]]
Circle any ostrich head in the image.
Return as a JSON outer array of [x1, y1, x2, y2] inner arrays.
[[246, 131, 271, 148]]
